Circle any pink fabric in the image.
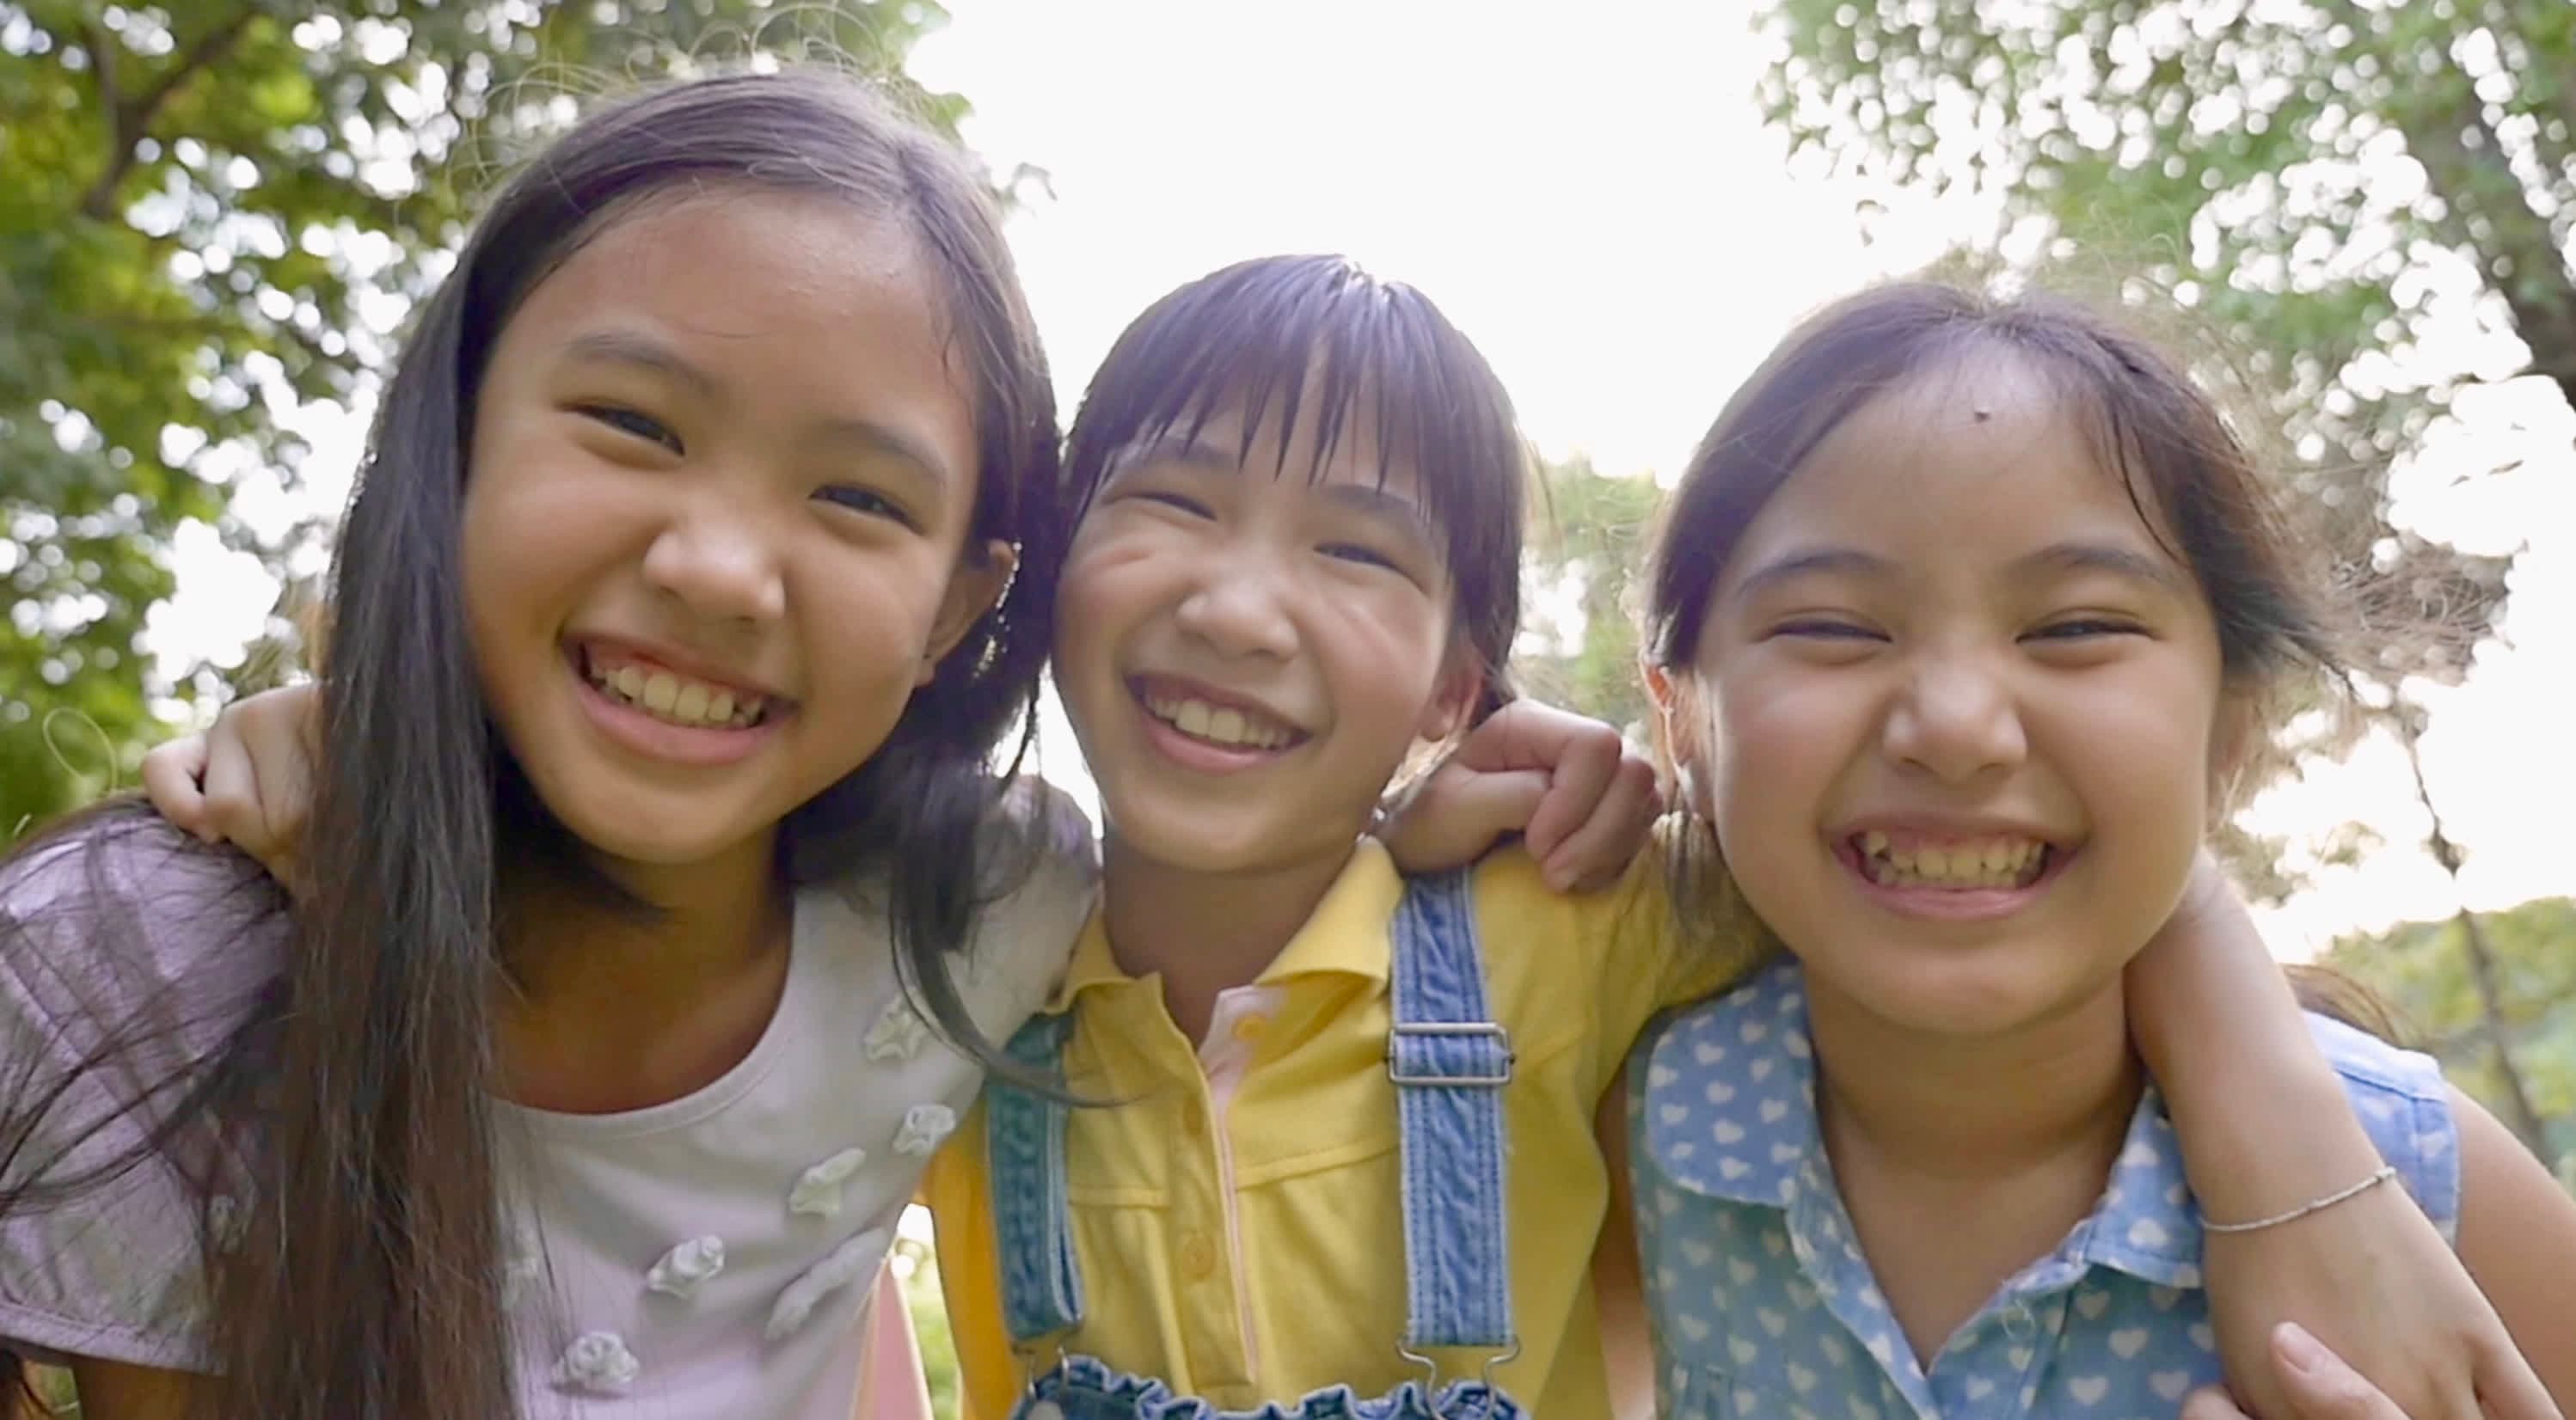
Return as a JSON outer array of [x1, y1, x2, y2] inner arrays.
[[855, 1259, 935, 1420]]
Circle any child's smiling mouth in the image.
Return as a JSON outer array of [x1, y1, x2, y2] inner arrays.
[[1830, 820, 2078, 919], [1126, 673, 1313, 768]]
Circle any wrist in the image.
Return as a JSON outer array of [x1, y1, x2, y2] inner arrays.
[[2168, 1046, 2388, 1221]]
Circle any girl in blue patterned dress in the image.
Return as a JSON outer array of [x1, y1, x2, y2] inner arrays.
[[1621, 284, 2576, 1419]]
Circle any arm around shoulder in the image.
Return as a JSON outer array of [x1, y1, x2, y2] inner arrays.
[[2452, 1086, 2576, 1408], [60, 1356, 208, 1420]]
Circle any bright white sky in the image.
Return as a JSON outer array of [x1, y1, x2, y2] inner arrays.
[[148, 0, 2573, 957]]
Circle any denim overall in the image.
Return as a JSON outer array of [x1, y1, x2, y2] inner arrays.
[[984, 869, 1528, 1420]]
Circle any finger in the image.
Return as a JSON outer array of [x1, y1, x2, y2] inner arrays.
[[1449, 701, 1589, 775], [1542, 758, 1660, 893], [2180, 1386, 2255, 1420], [197, 733, 268, 850], [1380, 768, 1549, 876], [2474, 1334, 2566, 1420], [2273, 1323, 2412, 1420], [1520, 731, 1623, 862], [138, 737, 214, 836], [255, 719, 316, 855]]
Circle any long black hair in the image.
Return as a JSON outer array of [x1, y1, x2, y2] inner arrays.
[[0, 68, 1061, 1420]]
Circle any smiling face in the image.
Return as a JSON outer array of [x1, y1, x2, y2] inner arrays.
[[1052, 398, 1477, 876], [1665, 348, 2235, 1037], [459, 188, 1009, 882]]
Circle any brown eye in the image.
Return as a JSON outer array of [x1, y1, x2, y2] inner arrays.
[[1771, 620, 1884, 642], [815, 484, 918, 530], [578, 404, 684, 455], [2026, 619, 2144, 642]]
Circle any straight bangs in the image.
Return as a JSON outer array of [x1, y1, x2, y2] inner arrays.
[[1063, 254, 1527, 695]]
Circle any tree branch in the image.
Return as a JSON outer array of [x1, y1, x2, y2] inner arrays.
[[79, 9, 261, 222]]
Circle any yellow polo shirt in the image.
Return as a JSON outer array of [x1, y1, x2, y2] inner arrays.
[[921, 836, 1749, 1420]]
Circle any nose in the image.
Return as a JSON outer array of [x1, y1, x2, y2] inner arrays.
[[1880, 644, 2027, 784], [1171, 545, 1298, 662], [640, 494, 788, 627]]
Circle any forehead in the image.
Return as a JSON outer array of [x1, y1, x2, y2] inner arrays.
[[500, 189, 978, 444], [1732, 351, 2181, 572], [1131, 389, 1426, 500]]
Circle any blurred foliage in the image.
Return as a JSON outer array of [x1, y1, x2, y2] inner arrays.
[[1514, 456, 1661, 744], [2328, 895, 2576, 1175]]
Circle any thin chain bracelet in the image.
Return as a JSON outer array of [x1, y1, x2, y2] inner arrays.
[[2202, 1165, 2400, 1234]]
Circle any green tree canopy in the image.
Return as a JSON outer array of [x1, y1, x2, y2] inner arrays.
[[1, 0, 970, 839], [1515, 456, 1662, 744], [2328, 896, 2576, 1172]]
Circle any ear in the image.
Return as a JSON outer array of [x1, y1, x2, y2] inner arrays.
[[1414, 644, 1487, 744], [1644, 658, 1703, 764], [918, 538, 1018, 687], [1644, 658, 1707, 807], [2205, 687, 2264, 813]]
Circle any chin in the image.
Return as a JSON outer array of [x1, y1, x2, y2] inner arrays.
[[1824, 952, 2076, 1039], [1102, 792, 1328, 874], [1105, 817, 1270, 873]]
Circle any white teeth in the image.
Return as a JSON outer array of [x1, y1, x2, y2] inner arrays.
[[1142, 693, 1294, 750], [586, 656, 764, 729]]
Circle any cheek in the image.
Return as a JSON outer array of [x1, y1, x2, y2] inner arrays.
[[796, 545, 957, 676], [1315, 585, 1455, 713], [2047, 666, 2224, 821], [1048, 528, 1159, 669], [1701, 664, 1859, 822]]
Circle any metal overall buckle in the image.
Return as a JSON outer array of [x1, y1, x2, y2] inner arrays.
[[1384, 1021, 1515, 1086], [1013, 1341, 1074, 1420], [1395, 1337, 1523, 1418]]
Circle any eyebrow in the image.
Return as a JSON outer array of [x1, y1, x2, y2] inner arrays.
[[1731, 539, 2191, 598], [2011, 539, 2193, 595], [1112, 432, 1436, 541], [562, 329, 720, 399], [561, 329, 956, 486], [1729, 547, 1893, 600]]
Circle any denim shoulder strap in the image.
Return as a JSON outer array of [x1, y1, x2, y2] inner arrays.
[[984, 1011, 1084, 1344], [1387, 868, 1516, 1355]]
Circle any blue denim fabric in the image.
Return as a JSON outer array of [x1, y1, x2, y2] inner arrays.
[[991, 1010, 1083, 1344], [1016, 1355, 1522, 1420], [1385, 871, 1515, 1352], [985, 869, 1524, 1420]]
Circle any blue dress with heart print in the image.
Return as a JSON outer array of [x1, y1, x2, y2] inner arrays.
[[1626, 960, 2461, 1420]]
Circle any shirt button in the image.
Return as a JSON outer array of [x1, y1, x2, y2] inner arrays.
[[2002, 1303, 2038, 1342], [1231, 1013, 1267, 1045], [1179, 1231, 1217, 1279], [1181, 1100, 1207, 1137]]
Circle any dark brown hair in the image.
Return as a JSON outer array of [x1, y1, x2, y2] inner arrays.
[[1643, 281, 2386, 1026], [2, 69, 1060, 1419], [1058, 254, 1530, 716]]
